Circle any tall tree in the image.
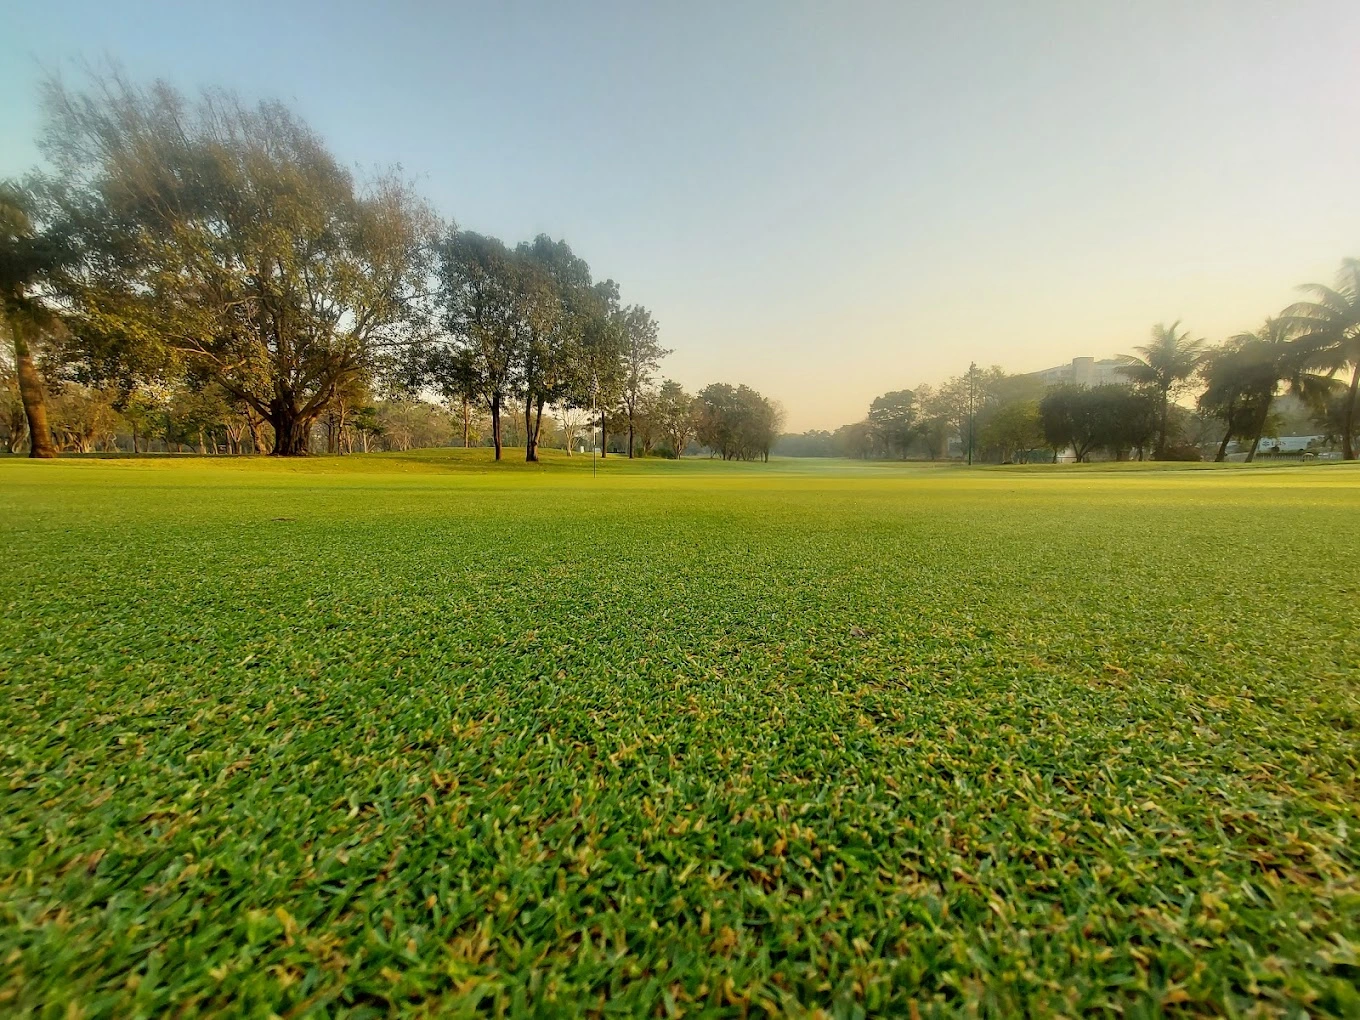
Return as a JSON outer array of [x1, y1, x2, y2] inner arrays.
[[695, 382, 782, 461], [978, 399, 1042, 463], [1199, 341, 1267, 462], [617, 305, 669, 458], [1282, 258, 1360, 460], [434, 231, 522, 460], [574, 281, 624, 458], [0, 181, 67, 458], [653, 379, 697, 458], [866, 389, 917, 459], [516, 236, 592, 462], [41, 74, 436, 455], [1117, 321, 1208, 458], [1038, 384, 1103, 462], [509, 260, 561, 462]]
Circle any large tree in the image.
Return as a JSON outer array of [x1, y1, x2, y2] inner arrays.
[[1201, 320, 1320, 462], [41, 74, 436, 455], [1199, 341, 1269, 462], [0, 182, 66, 458], [1282, 257, 1360, 460], [1038, 384, 1103, 462], [617, 305, 668, 458], [515, 236, 593, 462], [433, 231, 523, 460], [978, 398, 1042, 463], [572, 281, 625, 458], [695, 382, 782, 461], [1117, 321, 1208, 458], [653, 379, 697, 458], [866, 389, 917, 459]]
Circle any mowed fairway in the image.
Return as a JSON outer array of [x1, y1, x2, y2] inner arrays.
[[1, 454, 1357, 1018]]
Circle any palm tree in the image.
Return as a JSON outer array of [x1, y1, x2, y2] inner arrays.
[[1281, 258, 1360, 460], [1199, 342, 1265, 462], [0, 182, 68, 459], [1117, 321, 1208, 459], [1201, 319, 1326, 462]]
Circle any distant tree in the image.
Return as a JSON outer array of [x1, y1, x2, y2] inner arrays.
[[572, 281, 625, 458], [617, 305, 669, 458], [866, 389, 917, 459], [47, 384, 120, 453], [0, 181, 66, 458], [554, 400, 590, 454], [1117, 321, 1208, 458], [774, 430, 837, 457], [1200, 320, 1323, 462], [350, 404, 383, 453], [1199, 342, 1268, 461], [43, 74, 437, 455], [634, 387, 661, 455], [1098, 386, 1160, 460], [508, 260, 561, 462], [434, 231, 522, 460], [979, 399, 1043, 463], [907, 383, 953, 460], [653, 379, 697, 458], [834, 420, 874, 459], [1039, 384, 1104, 462], [375, 397, 454, 452], [323, 373, 371, 455], [516, 235, 592, 462], [696, 382, 781, 461], [696, 382, 739, 459], [1281, 257, 1360, 460], [1311, 386, 1360, 454]]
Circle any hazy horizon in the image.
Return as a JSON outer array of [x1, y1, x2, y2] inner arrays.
[[3, 0, 1357, 431]]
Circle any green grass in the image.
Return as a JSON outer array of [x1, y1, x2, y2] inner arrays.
[[1, 452, 1357, 1017]]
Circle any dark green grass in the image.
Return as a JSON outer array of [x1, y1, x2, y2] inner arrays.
[[1, 454, 1357, 1017]]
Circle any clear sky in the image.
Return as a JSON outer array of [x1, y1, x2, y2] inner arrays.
[[3, 1, 1358, 430]]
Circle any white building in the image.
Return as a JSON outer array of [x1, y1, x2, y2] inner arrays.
[[1032, 356, 1128, 387]]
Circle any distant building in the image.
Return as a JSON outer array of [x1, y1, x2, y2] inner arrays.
[[1032, 356, 1127, 387]]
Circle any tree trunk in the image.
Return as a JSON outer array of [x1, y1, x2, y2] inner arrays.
[[1214, 424, 1232, 462], [491, 392, 503, 460], [1245, 407, 1266, 463], [628, 413, 635, 459], [1343, 364, 1359, 461], [525, 399, 537, 462], [462, 397, 472, 448], [1155, 391, 1170, 460], [269, 402, 312, 456], [599, 409, 607, 458], [13, 337, 56, 459], [529, 397, 546, 462]]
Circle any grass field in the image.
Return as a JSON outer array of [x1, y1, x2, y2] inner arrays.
[[1, 452, 1357, 1017]]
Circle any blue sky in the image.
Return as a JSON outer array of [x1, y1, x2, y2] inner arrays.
[[3, 0, 1358, 429]]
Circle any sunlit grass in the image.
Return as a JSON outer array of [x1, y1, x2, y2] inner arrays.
[[1, 454, 1357, 1016]]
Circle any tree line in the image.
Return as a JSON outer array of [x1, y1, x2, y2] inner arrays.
[[0, 70, 784, 462], [782, 264, 1360, 463]]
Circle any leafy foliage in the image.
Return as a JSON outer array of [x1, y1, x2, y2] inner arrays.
[[41, 74, 438, 455]]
